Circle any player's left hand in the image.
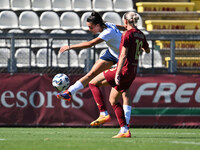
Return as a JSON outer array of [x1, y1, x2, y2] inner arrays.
[[59, 45, 70, 54], [115, 74, 120, 85]]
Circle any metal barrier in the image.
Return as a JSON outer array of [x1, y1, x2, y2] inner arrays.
[[0, 33, 94, 74], [143, 34, 200, 74], [0, 33, 200, 74]]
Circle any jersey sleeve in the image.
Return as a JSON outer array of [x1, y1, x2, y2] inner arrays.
[[98, 22, 119, 42]]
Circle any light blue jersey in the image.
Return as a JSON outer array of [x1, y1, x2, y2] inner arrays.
[[98, 22, 122, 59]]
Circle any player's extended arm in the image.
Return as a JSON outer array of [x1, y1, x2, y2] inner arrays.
[[115, 46, 128, 85], [59, 37, 104, 53]]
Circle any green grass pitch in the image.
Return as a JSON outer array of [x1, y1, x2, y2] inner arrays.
[[0, 128, 200, 150]]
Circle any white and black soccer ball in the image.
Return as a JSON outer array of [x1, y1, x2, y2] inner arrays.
[[52, 73, 70, 91]]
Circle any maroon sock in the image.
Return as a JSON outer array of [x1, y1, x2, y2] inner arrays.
[[112, 103, 126, 127], [89, 83, 107, 112]]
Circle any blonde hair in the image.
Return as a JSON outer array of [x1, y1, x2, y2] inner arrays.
[[124, 12, 139, 26]]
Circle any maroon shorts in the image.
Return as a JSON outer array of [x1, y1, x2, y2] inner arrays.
[[103, 66, 137, 92]]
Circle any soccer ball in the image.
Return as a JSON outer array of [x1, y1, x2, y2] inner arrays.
[[52, 73, 70, 91]]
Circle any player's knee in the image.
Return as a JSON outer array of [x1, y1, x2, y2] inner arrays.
[[89, 82, 94, 87], [89, 77, 98, 85], [89, 82, 97, 89], [89, 81, 95, 86]]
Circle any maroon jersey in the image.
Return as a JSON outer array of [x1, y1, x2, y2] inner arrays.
[[119, 28, 149, 70], [104, 28, 148, 92]]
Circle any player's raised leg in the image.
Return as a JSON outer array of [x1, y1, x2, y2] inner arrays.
[[57, 59, 114, 101]]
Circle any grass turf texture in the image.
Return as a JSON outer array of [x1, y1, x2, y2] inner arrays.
[[0, 128, 200, 150]]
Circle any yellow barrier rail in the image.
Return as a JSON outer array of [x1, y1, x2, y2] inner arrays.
[[145, 20, 200, 31], [156, 40, 200, 49], [136, 2, 195, 12], [165, 57, 200, 67]]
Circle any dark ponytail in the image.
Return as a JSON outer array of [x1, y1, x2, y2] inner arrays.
[[87, 11, 106, 27]]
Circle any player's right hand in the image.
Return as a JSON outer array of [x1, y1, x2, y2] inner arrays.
[[59, 45, 70, 54]]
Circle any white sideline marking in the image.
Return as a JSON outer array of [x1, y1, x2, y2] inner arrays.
[[135, 132, 199, 135], [170, 141, 200, 145], [0, 139, 6, 141]]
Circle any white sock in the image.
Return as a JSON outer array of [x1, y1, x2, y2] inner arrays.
[[100, 111, 108, 116], [120, 125, 128, 133], [123, 105, 132, 125], [68, 80, 84, 95]]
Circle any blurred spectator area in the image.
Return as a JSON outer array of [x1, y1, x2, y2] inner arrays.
[[0, 0, 200, 74], [135, 0, 200, 32]]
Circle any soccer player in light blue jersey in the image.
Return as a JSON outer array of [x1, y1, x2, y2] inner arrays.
[[57, 11, 132, 127]]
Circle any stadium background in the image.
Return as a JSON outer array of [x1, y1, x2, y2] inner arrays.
[[0, 0, 200, 127]]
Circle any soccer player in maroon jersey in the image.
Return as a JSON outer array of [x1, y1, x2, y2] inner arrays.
[[89, 12, 150, 138]]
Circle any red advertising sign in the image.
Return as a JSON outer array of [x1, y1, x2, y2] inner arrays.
[[0, 74, 200, 127], [129, 74, 200, 126]]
